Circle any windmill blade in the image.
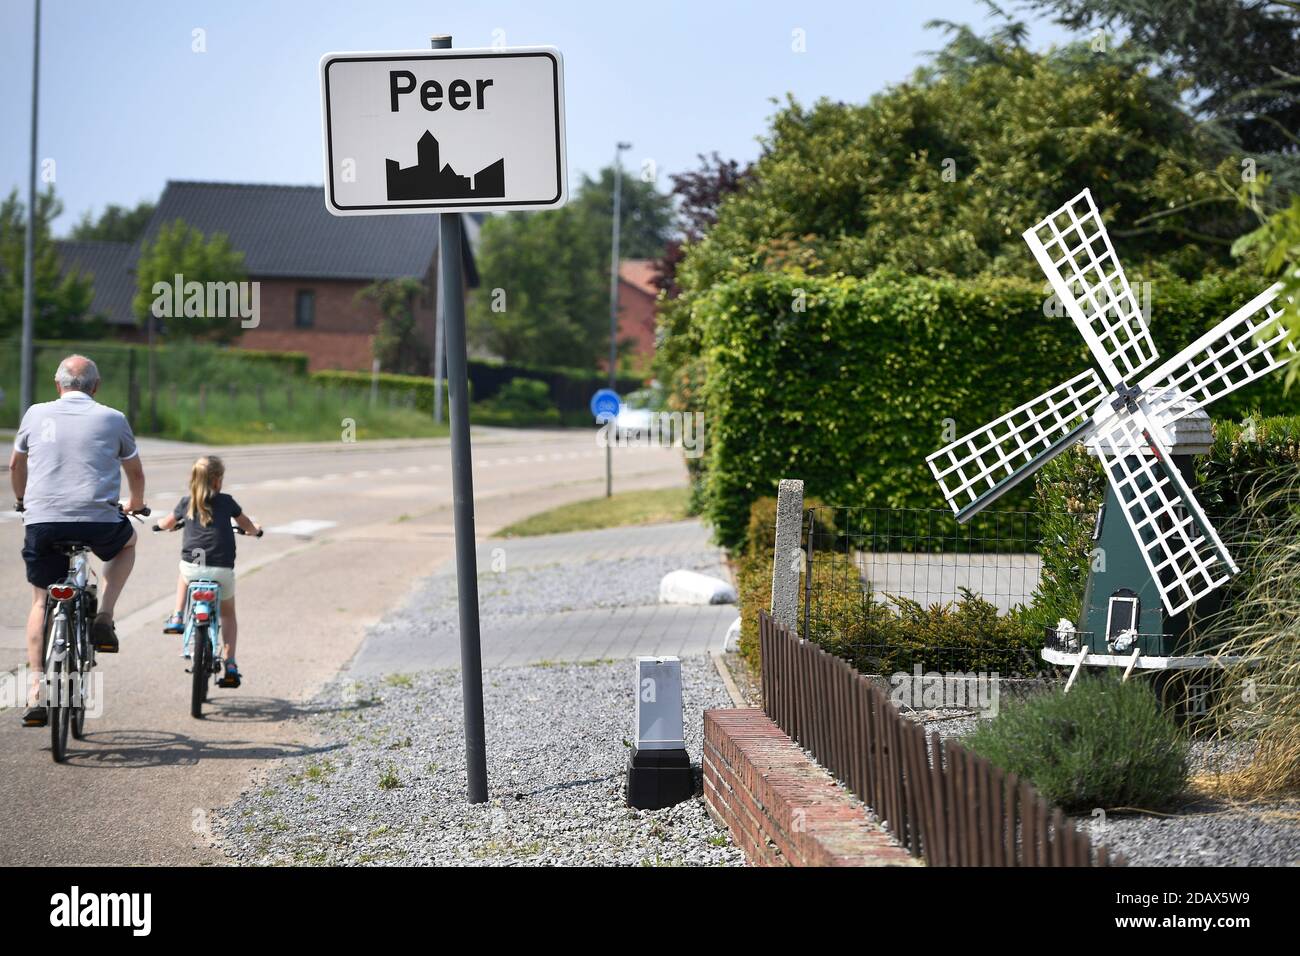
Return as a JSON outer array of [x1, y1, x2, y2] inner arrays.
[[1023, 189, 1159, 387], [1093, 408, 1237, 616], [927, 369, 1108, 522], [1140, 283, 1294, 427]]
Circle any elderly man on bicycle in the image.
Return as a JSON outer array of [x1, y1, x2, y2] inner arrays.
[[9, 354, 147, 727]]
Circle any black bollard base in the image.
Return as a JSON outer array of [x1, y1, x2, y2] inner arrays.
[[626, 746, 694, 810]]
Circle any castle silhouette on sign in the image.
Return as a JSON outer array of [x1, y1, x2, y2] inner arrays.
[[385, 131, 506, 201]]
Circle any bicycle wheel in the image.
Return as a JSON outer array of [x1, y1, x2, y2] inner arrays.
[[71, 600, 88, 740], [191, 625, 210, 719], [50, 655, 70, 763]]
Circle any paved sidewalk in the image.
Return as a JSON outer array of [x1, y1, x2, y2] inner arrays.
[[348, 520, 738, 677]]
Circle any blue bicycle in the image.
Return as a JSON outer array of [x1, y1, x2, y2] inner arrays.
[[153, 518, 260, 718]]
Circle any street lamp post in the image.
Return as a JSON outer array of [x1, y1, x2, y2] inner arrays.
[[19, 0, 42, 417], [606, 141, 631, 498]]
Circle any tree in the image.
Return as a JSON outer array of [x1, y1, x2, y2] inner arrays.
[[571, 166, 675, 260], [655, 152, 752, 299], [1022, 0, 1300, 157], [0, 188, 95, 339], [69, 200, 156, 244], [467, 166, 671, 368], [132, 219, 248, 343], [659, 36, 1268, 378], [468, 203, 607, 366], [361, 277, 429, 375]]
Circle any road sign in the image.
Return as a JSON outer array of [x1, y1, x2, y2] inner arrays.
[[590, 388, 621, 421], [319, 46, 567, 216]]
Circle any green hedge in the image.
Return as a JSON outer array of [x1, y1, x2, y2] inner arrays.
[[696, 270, 1296, 550], [25, 339, 309, 378], [310, 369, 452, 415]]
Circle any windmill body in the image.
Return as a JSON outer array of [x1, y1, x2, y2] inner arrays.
[[926, 189, 1295, 670]]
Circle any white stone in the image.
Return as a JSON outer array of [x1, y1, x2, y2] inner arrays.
[[659, 569, 737, 606]]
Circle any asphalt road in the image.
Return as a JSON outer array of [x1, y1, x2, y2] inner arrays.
[[0, 426, 687, 865]]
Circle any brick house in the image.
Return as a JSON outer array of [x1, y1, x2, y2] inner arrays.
[[615, 258, 660, 365], [56, 180, 479, 371]]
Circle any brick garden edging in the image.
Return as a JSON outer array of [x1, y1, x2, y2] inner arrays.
[[703, 708, 916, 867]]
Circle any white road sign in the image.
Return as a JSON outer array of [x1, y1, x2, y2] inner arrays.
[[319, 46, 567, 216]]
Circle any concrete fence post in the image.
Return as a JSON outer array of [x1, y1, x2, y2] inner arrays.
[[770, 478, 805, 634]]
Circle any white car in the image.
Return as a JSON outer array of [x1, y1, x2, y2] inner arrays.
[[614, 404, 654, 440]]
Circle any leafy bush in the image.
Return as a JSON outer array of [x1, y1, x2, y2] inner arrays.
[[967, 676, 1189, 811], [696, 270, 1296, 550], [733, 496, 1042, 674]]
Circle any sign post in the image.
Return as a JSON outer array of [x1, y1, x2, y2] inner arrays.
[[321, 37, 567, 804]]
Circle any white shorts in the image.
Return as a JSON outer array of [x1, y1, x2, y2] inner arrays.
[[179, 560, 236, 600]]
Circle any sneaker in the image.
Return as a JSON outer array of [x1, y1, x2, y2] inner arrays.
[[22, 706, 47, 727], [163, 613, 184, 634], [91, 614, 119, 653], [217, 662, 242, 689]]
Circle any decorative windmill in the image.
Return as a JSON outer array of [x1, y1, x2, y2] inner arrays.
[[927, 188, 1295, 669]]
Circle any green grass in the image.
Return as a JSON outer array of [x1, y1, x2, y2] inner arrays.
[[2, 338, 450, 444], [497, 486, 692, 537]]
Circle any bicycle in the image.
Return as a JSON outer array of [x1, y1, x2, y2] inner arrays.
[[19, 502, 150, 763], [153, 517, 262, 718]]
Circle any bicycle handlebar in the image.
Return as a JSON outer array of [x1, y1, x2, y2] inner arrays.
[[154, 517, 262, 537]]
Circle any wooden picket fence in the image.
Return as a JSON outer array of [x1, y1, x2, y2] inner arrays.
[[758, 611, 1123, 866]]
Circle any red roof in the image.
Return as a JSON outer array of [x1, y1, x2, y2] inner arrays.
[[618, 259, 660, 298]]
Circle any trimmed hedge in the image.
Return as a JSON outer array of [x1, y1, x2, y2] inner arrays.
[[468, 359, 642, 415], [310, 368, 449, 415], [695, 271, 1296, 550]]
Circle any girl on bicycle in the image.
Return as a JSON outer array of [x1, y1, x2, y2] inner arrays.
[[154, 455, 261, 688]]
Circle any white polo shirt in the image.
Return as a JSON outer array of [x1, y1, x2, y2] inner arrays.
[[13, 391, 139, 524]]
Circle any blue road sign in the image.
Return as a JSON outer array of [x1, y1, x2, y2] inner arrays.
[[590, 388, 621, 421]]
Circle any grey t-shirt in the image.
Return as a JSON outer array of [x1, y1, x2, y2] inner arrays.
[[14, 391, 139, 524], [173, 493, 242, 568]]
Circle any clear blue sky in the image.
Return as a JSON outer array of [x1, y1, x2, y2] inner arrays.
[[1, 0, 1075, 234]]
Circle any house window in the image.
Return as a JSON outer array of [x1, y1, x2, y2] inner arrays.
[[295, 289, 315, 328]]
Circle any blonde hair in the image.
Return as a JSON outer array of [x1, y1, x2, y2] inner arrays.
[[187, 456, 225, 527]]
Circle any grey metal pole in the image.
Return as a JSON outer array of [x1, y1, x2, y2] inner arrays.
[[18, 0, 41, 416], [433, 257, 445, 425], [430, 71, 446, 431], [432, 33, 488, 805], [605, 142, 630, 498]]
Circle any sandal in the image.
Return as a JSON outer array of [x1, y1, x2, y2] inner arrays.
[[217, 663, 242, 689], [163, 612, 184, 634]]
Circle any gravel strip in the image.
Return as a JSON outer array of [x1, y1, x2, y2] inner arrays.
[[366, 551, 726, 643], [213, 656, 743, 866]]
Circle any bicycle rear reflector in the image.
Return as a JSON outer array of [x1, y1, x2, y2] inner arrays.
[[48, 585, 75, 601], [192, 590, 216, 601]]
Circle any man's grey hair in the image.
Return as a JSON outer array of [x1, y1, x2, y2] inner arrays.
[[55, 355, 101, 392]]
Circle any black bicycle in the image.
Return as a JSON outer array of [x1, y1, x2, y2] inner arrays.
[[28, 504, 150, 762]]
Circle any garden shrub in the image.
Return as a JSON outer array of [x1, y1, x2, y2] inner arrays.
[[734, 496, 1042, 674], [967, 675, 1189, 811], [693, 270, 1294, 551]]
